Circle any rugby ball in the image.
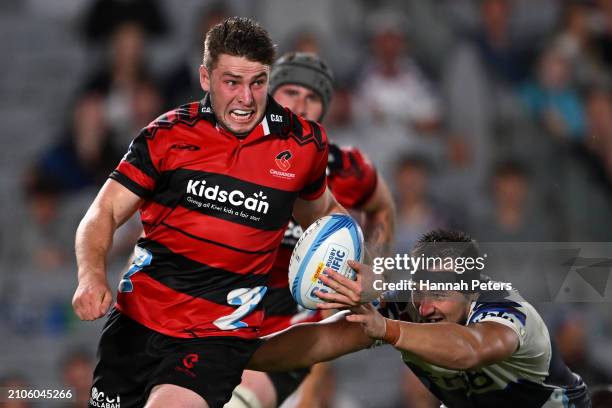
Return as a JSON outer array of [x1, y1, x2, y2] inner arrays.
[[288, 214, 364, 309]]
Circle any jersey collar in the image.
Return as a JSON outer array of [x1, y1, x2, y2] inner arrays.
[[198, 93, 217, 125], [198, 93, 291, 139]]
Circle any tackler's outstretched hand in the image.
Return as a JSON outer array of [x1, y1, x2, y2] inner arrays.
[[315, 260, 381, 309], [346, 303, 387, 340]]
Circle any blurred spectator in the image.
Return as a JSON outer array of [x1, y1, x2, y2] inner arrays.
[[519, 47, 586, 141], [22, 92, 123, 269], [356, 12, 441, 132], [591, 384, 612, 408], [473, 161, 554, 241], [584, 87, 612, 182], [288, 28, 322, 55], [162, 1, 231, 109], [322, 85, 364, 147], [591, 0, 612, 71], [552, 312, 612, 387], [427, 133, 483, 226], [130, 77, 164, 131], [82, 0, 167, 43], [393, 155, 451, 253], [59, 348, 94, 408], [471, 0, 535, 85], [83, 21, 160, 141], [327, 86, 354, 129], [552, 1, 610, 88], [352, 11, 443, 179], [81, 0, 167, 143], [0, 373, 33, 408], [26, 93, 121, 195], [21, 174, 65, 269], [561, 87, 612, 240], [443, 0, 538, 190]]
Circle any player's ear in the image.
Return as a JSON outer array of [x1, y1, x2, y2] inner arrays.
[[199, 65, 211, 92]]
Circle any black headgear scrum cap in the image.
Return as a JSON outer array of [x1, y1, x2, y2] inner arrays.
[[270, 52, 334, 120]]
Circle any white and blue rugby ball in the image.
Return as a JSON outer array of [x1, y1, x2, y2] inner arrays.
[[288, 214, 364, 310]]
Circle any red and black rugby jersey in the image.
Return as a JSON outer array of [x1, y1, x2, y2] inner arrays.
[[109, 94, 328, 339], [260, 143, 378, 335]]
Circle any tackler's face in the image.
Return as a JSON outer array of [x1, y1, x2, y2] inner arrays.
[[200, 54, 270, 136], [411, 267, 475, 325], [412, 289, 471, 324], [272, 83, 324, 122]]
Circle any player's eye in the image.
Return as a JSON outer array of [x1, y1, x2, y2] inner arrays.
[[225, 80, 237, 86]]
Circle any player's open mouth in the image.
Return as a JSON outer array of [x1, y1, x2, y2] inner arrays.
[[230, 109, 254, 122], [428, 317, 444, 323]]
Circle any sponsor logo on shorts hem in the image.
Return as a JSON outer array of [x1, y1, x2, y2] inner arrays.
[[89, 387, 120, 408]]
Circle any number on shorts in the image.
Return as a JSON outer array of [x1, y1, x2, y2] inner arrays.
[[213, 286, 267, 330]]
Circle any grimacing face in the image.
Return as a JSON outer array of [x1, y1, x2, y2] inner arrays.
[[272, 83, 324, 122], [200, 54, 270, 136]]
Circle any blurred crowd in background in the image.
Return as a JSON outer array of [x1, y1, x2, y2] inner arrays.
[[2, 0, 612, 406]]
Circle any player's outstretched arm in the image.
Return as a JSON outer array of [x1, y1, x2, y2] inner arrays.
[[293, 186, 348, 229], [391, 320, 519, 370], [247, 311, 374, 372], [348, 304, 520, 370], [73, 179, 143, 321], [361, 173, 395, 258]]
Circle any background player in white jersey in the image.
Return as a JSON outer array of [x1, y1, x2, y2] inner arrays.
[[248, 229, 591, 408], [225, 52, 395, 408]]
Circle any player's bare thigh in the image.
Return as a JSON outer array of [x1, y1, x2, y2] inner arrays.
[[145, 384, 209, 408]]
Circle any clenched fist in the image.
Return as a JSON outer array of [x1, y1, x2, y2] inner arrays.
[[72, 274, 113, 321]]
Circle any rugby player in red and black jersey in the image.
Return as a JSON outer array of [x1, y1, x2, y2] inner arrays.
[[72, 18, 350, 408], [225, 53, 395, 408]]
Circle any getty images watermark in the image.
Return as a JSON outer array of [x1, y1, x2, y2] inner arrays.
[[370, 253, 514, 292], [367, 242, 612, 303]]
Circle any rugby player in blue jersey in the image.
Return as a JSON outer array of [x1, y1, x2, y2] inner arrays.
[[248, 229, 591, 408]]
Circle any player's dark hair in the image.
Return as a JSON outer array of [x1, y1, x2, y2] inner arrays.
[[203, 17, 276, 71], [410, 230, 484, 294], [412, 229, 480, 260]]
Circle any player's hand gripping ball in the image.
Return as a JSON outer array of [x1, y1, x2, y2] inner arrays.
[[288, 214, 364, 309]]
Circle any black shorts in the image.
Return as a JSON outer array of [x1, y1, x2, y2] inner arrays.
[[266, 368, 311, 405], [90, 309, 261, 408]]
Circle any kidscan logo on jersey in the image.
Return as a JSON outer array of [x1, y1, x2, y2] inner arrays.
[[186, 180, 269, 214]]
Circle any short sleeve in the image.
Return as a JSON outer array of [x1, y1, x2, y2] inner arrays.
[[328, 144, 378, 208], [299, 121, 329, 200], [109, 130, 160, 198], [469, 302, 527, 347]]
